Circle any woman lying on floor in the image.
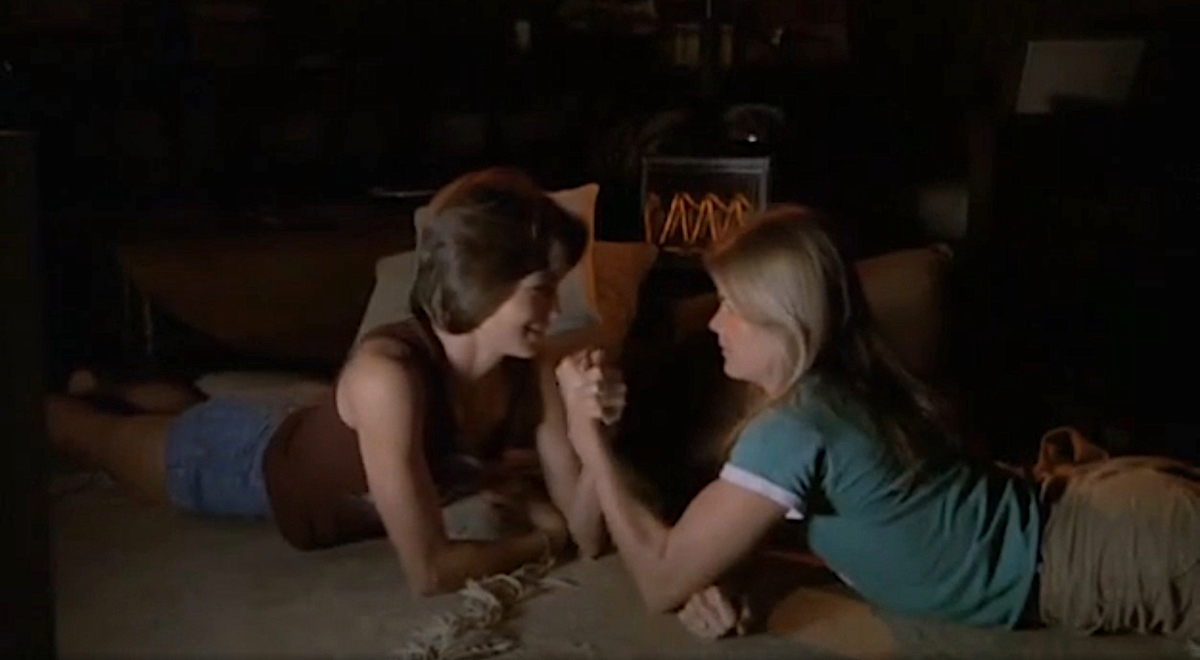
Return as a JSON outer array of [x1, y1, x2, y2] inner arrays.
[[555, 205, 1200, 649], [47, 168, 626, 596]]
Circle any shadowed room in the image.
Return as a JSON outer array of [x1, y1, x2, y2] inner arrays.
[[3, 0, 1199, 658]]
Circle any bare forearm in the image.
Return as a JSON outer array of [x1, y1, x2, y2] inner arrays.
[[539, 454, 580, 525], [537, 434, 607, 556], [412, 532, 549, 596], [568, 468, 608, 558], [569, 417, 680, 611]]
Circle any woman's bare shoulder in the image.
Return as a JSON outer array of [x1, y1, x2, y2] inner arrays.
[[336, 336, 424, 429], [352, 331, 417, 363]]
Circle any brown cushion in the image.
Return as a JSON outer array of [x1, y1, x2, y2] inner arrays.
[[120, 228, 659, 369], [118, 226, 406, 366], [592, 241, 659, 354], [856, 245, 953, 377]]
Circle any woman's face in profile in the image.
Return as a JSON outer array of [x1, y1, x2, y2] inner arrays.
[[477, 270, 561, 358], [707, 287, 789, 393]]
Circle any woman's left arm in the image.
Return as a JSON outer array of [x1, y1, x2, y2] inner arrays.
[[534, 358, 608, 557], [566, 410, 785, 613]]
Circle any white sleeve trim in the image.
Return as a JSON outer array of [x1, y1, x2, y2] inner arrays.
[[720, 463, 804, 514]]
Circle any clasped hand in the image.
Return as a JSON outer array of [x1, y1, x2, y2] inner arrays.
[[555, 348, 626, 426]]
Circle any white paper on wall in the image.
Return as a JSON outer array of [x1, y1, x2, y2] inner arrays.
[[1016, 39, 1145, 115]]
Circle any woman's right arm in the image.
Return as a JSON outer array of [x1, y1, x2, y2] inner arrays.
[[341, 353, 566, 596], [555, 355, 787, 613]]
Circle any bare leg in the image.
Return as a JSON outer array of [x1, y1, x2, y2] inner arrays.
[[46, 394, 173, 504], [68, 368, 205, 414]]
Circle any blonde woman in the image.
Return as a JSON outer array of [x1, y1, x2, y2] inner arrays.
[[555, 206, 1200, 649]]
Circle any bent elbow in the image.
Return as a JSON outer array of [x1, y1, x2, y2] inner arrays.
[[414, 582, 444, 598], [573, 532, 607, 560], [640, 576, 687, 615], [567, 519, 609, 561], [403, 554, 454, 597], [643, 589, 681, 615], [409, 568, 449, 597], [577, 542, 606, 560]]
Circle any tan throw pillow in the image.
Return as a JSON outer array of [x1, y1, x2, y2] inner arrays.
[[590, 241, 659, 356], [855, 244, 953, 377], [194, 371, 331, 407], [355, 250, 420, 342], [538, 240, 658, 364], [546, 183, 601, 312]]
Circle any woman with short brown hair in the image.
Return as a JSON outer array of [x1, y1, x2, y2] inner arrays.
[[48, 168, 625, 595]]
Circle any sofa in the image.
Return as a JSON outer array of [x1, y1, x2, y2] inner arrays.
[[115, 190, 953, 417], [115, 188, 955, 522]]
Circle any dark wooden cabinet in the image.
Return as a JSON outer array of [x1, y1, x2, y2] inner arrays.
[[0, 130, 54, 658], [950, 96, 1199, 461]]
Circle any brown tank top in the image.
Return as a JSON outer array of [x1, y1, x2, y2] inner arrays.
[[262, 318, 542, 550]]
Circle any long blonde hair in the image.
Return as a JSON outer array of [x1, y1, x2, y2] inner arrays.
[[705, 205, 952, 467]]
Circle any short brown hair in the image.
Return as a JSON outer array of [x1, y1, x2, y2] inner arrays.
[[410, 168, 588, 334]]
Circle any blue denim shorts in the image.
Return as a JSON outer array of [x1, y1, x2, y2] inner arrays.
[[165, 398, 293, 519]]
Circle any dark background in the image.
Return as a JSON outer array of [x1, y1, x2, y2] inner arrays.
[[4, 1, 1199, 652]]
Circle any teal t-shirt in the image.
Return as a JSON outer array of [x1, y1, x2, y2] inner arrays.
[[721, 378, 1041, 628]]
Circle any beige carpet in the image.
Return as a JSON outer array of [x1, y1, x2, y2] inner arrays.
[[53, 481, 1191, 659]]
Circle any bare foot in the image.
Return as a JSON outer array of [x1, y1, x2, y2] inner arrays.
[[44, 394, 171, 503], [119, 381, 204, 414], [62, 368, 203, 414], [45, 394, 101, 457], [66, 369, 100, 396]]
